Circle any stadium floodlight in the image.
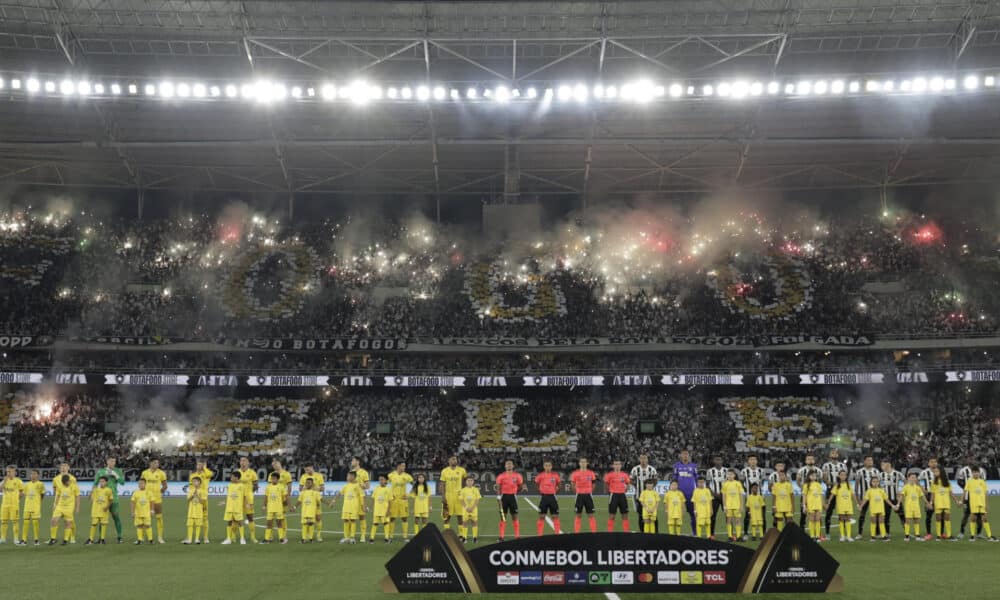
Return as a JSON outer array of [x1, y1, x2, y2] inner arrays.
[[912, 77, 928, 92], [669, 83, 683, 98], [432, 86, 446, 100], [557, 85, 572, 101], [401, 86, 413, 99], [77, 81, 91, 95], [963, 75, 979, 90], [306, 87, 315, 97], [511, 88, 520, 98], [193, 83, 207, 97], [882, 80, 895, 92], [177, 82, 190, 97], [796, 80, 812, 95], [985, 76, 996, 87], [633, 80, 655, 102], [544, 88, 554, 99], [144, 83, 156, 96], [783, 83, 795, 94], [450, 88, 459, 100], [717, 82, 731, 97], [321, 84, 335, 100], [929, 76, 944, 91], [495, 85, 511, 103], [848, 81, 860, 93], [731, 81, 748, 98], [273, 82, 288, 100], [416, 85, 430, 101], [110, 83, 122, 95], [11, 79, 21, 90], [900, 80, 912, 91], [593, 84, 604, 99], [128, 83, 138, 95], [605, 85, 617, 98], [338, 86, 351, 100], [466, 87, 477, 99], [0, 78, 4, 90], [368, 85, 383, 100], [94, 83, 104, 94], [483, 89, 492, 97], [387, 87, 398, 99], [290, 86, 302, 98], [159, 81, 174, 98], [749, 81, 763, 96], [944, 78, 956, 90], [865, 80, 879, 92], [240, 83, 255, 99], [45, 81, 57, 93], [654, 85, 665, 97], [813, 80, 828, 95], [702, 84, 714, 96], [687, 85, 695, 95], [573, 83, 588, 102], [831, 80, 845, 94], [526, 87, 537, 99], [26, 78, 40, 92], [60, 80, 75, 95], [348, 81, 370, 104]]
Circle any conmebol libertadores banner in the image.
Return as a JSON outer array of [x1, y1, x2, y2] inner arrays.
[[382, 523, 841, 594]]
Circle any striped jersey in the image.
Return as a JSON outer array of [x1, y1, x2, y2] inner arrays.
[[706, 467, 728, 495], [918, 468, 936, 493], [853, 467, 881, 495], [879, 469, 905, 502], [740, 466, 764, 488], [629, 465, 658, 498], [821, 460, 848, 487], [767, 470, 786, 490], [796, 465, 823, 487], [955, 466, 987, 486]]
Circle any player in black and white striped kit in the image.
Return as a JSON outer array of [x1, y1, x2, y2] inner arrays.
[[919, 458, 938, 541], [956, 459, 987, 539], [797, 454, 822, 529], [706, 456, 728, 536], [630, 454, 659, 533], [740, 455, 765, 541], [822, 449, 849, 537], [879, 460, 905, 538], [853, 456, 881, 540], [767, 462, 787, 529]]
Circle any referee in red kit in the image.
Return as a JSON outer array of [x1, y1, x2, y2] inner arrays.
[[534, 460, 562, 535], [496, 459, 526, 541], [604, 460, 632, 532]]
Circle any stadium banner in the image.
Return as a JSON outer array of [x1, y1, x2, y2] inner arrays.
[[71, 335, 180, 345], [381, 523, 841, 593], [0, 335, 51, 348], [661, 374, 744, 385], [246, 375, 329, 386], [35, 480, 437, 498], [104, 373, 189, 385], [404, 335, 874, 351], [385, 375, 467, 387], [0, 371, 44, 383], [945, 369, 1000, 382], [797, 373, 885, 385], [523, 375, 604, 386], [216, 337, 405, 351]]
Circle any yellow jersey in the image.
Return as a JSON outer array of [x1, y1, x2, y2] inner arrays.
[[340, 482, 363, 514], [639, 489, 660, 515], [52, 473, 77, 496], [140, 469, 167, 499], [238, 469, 259, 502], [747, 495, 765, 523], [299, 472, 325, 491], [372, 486, 392, 517], [23, 481, 45, 513], [351, 468, 370, 490], [189, 468, 213, 487], [864, 488, 888, 514], [270, 470, 293, 488], [692, 488, 713, 517], [440, 466, 468, 498], [664, 490, 686, 521], [299, 489, 322, 520], [224, 483, 247, 515], [721, 480, 744, 511], [265, 483, 288, 514], [804, 482, 825, 511], [965, 479, 988, 512], [187, 487, 209, 520], [90, 487, 113, 518], [1, 477, 24, 507], [411, 484, 432, 515], [458, 486, 481, 512], [388, 472, 414, 501], [833, 484, 854, 513], [902, 483, 924, 508], [772, 481, 794, 513], [54, 483, 79, 511], [131, 489, 152, 519], [932, 483, 952, 511]]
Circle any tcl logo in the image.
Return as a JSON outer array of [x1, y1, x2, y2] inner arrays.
[[704, 571, 727, 585]]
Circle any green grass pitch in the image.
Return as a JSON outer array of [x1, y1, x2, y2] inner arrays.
[[2, 496, 998, 600]]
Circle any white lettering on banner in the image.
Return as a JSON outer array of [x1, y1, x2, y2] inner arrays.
[[340, 375, 374, 386], [246, 375, 329, 386], [476, 376, 508, 387], [104, 374, 188, 386], [798, 373, 885, 385], [0, 336, 33, 348], [611, 375, 653, 386], [754, 374, 788, 385], [52, 480, 438, 498], [661, 374, 744, 386], [522, 375, 604, 386], [946, 370, 1000, 382], [487, 549, 732, 568], [384, 376, 465, 387], [896, 372, 929, 383], [196, 375, 239, 386], [0, 372, 43, 384], [219, 337, 404, 351]]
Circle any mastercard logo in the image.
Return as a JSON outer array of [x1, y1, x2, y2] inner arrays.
[[637, 573, 654, 584]]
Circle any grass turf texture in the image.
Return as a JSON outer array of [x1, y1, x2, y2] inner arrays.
[[2, 496, 998, 600]]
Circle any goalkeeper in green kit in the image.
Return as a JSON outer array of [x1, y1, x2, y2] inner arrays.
[[94, 457, 125, 543]]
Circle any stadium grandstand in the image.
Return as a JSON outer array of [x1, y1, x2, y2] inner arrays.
[[1, 1, 1000, 598]]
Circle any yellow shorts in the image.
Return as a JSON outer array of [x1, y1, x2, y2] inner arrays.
[[53, 508, 74, 521], [224, 511, 244, 522], [187, 518, 204, 527], [1, 506, 20, 520], [775, 511, 793, 519], [414, 511, 429, 519], [970, 507, 987, 515], [301, 516, 316, 525], [838, 511, 854, 518], [342, 511, 358, 521], [23, 510, 40, 521], [390, 500, 409, 518], [463, 511, 479, 523], [372, 514, 389, 525], [443, 497, 461, 519], [643, 512, 657, 521], [148, 496, 163, 506], [696, 519, 710, 527], [91, 516, 109, 525], [243, 502, 255, 514], [667, 517, 682, 526], [134, 517, 151, 527], [750, 520, 764, 527], [725, 509, 741, 518], [905, 508, 921, 519], [935, 507, 950, 514], [869, 510, 885, 517], [266, 511, 285, 521]]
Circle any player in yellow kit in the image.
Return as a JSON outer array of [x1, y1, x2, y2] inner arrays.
[[825, 471, 860, 542], [370, 475, 393, 543], [263, 472, 289, 544], [962, 469, 996, 542], [87, 477, 114, 545], [189, 460, 214, 543], [184, 476, 209, 545], [295, 477, 323, 543], [458, 477, 482, 543], [49, 473, 79, 545], [131, 479, 154, 544], [299, 464, 327, 542], [1, 466, 24, 544], [930, 467, 958, 540], [803, 471, 826, 541], [388, 462, 414, 541], [692, 477, 713, 538], [638, 480, 660, 534], [746, 483, 765, 541], [19, 470, 45, 545], [864, 475, 896, 541], [664, 481, 685, 535], [349, 458, 369, 544], [140, 459, 168, 544], [901, 472, 929, 541], [338, 471, 362, 544], [411, 473, 432, 535], [771, 472, 794, 531], [721, 470, 745, 541], [51, 463, 78, 542], [440, 456, 467, 532], [237, 457, 259, 543], [221, 471, 248, 545]]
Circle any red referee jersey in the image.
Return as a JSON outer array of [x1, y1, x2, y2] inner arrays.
[[570, 469, 597, 494], [535, 471, 561, 495], [496, 471, 524, 495], [604, 471, 631, 494]]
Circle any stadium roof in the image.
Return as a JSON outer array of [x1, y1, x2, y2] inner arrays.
[[2, 0, 1000, 216]]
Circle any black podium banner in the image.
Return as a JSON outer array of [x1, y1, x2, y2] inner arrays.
[[382, 523, 841, 594]]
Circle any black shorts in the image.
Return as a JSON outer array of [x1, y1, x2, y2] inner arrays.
[[575, 493, 595, 514], [501, 494, 519, 515], [609, 493, 629, 515], [538, 494, 559, 515]]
